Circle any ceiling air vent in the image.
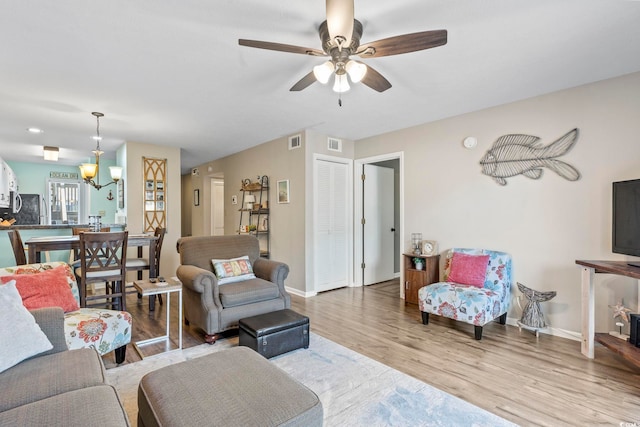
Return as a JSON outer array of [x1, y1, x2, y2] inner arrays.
[[328, 137, 342, 152], [288, 134, 301, 150]]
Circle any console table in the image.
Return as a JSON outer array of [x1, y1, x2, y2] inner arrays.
[[575, 260, 640, 367]]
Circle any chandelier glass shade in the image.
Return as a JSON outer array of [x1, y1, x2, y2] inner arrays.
[[79, 112, 122, 190]]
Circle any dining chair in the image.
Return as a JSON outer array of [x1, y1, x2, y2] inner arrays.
[[126, 227, 166, 310], [69, 226, 111, 264], [75, 231, 128, 311], [7, 229, 27, 265]]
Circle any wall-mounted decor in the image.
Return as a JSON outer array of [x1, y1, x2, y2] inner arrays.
[[194, 189, 200, 206], [143, 157, 167, 232], [117, 179, 125, 209], [479, 128, 580, 186], [277, 179, 290, 204]]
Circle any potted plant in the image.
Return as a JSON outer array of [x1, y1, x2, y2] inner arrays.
[[413, 257, 424, 270]]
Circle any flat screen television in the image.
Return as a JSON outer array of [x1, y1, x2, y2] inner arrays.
[[612, 179, 640, 267]]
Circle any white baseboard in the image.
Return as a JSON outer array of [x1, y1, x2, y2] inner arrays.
[[286, 286, 317, 298], [506, 317, 581, 342]]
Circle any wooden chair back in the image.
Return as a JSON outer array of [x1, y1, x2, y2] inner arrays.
[[7, 230, 27, 265], [77, 231, 128, 310], [70, 226, 110, 262]]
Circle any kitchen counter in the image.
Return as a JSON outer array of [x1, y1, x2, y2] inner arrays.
[[0, 223, 125, 230], [0, 224, 126, 267]]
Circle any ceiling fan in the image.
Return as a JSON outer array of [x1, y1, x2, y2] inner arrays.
[[239, 0, 447, 94]]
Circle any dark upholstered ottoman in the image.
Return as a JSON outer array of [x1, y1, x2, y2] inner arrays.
[[239, 309, 309, 359], [138, 346, 322, 427]]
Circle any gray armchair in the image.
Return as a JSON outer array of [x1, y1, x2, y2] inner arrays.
[[176, 235, 290, 344]]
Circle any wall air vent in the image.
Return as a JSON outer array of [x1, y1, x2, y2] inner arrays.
[[328, 137, 342, 152], [288, 134, 302, 150]]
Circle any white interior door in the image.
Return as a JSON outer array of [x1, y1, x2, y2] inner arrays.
[[211, 179, 224, 235], [363, 164, 394, 285], [314, 159, 349, 292]]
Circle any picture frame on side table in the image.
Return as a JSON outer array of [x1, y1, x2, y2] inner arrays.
[[277, 180, 290, 204]]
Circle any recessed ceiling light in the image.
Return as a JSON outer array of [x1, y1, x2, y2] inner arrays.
[[27, 127, 44, 134]]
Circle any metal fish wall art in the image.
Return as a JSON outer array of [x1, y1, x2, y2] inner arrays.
[[480, 128, 581, 185]]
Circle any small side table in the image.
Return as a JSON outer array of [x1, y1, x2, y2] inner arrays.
[[133, 277, 182, 358]]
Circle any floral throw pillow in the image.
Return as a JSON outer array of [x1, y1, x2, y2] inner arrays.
[[447, 252, 490, 288], [211, 255, 256, 285]]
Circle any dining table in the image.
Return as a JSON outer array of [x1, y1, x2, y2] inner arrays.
[[25, 233, 159, 278]]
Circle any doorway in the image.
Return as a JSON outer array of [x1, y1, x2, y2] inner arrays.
[[362, 163, 395, 285], [354, 153, 403, 287], [210, 178, 224, 236]]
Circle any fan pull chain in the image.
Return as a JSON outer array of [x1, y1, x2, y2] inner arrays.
[[338, 92, 342, 107]]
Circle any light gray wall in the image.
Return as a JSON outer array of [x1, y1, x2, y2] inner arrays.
[[354, 71, 640, 337], [189, 134, 307, 293]]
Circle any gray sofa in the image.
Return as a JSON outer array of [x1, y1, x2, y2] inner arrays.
[[0, 307, 129, 426], [176, 235, 290, 344]]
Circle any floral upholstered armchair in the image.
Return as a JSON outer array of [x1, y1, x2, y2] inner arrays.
[[418, 248, 512, 340], [0, 262, 131, 363]]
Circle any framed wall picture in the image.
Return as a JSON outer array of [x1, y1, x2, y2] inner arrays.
[[277, 180, 290, 204], [117, 179, 125, 210]]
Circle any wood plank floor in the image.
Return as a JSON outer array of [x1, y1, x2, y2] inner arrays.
[[108, 280, 640, 426]]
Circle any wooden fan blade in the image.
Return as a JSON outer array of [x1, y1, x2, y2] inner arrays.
[[326, 0, 354, 46], [239, 39, 326, 57], [357, 30, 447, 58], [290, 71, 317, 91], [360, 65, 392, 92]]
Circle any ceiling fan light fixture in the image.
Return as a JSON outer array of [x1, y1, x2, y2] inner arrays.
[[345, 60, 367, 83], [313, 61, 335, 84], [326, 0, 354, 47], [333, 73, 350, 93]]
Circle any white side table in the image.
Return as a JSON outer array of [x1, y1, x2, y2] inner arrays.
[[133, 277, 182, 358]]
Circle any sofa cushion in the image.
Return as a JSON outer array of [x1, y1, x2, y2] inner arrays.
[[212, 255, 256, 285], [0, 262, 81, 306], [218, 277, 281, 308], [0, 385, 130, 427], [0, 264, 79, 312], [447, 252, 490, 288], [0, 281, 53, 374], [0, 347, 106, 412]]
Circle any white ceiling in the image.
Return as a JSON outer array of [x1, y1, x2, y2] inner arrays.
[[1, 0, 639, 174]]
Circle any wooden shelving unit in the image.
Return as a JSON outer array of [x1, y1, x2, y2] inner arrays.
[[238, 176, 270, 258], [595, 333, 640, 368]]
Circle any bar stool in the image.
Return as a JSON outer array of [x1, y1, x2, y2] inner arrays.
[[126, 227, 166, 311], [75, 231, 128, 310], [7, 229, 27, 265]]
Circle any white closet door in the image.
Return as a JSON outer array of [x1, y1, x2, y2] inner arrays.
[[314, 159, 349, 292]]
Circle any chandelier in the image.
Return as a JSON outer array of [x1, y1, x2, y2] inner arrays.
[[79, 112, 122, 190]]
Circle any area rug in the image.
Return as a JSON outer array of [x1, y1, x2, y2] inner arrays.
[[105, 333, 516, 426]]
